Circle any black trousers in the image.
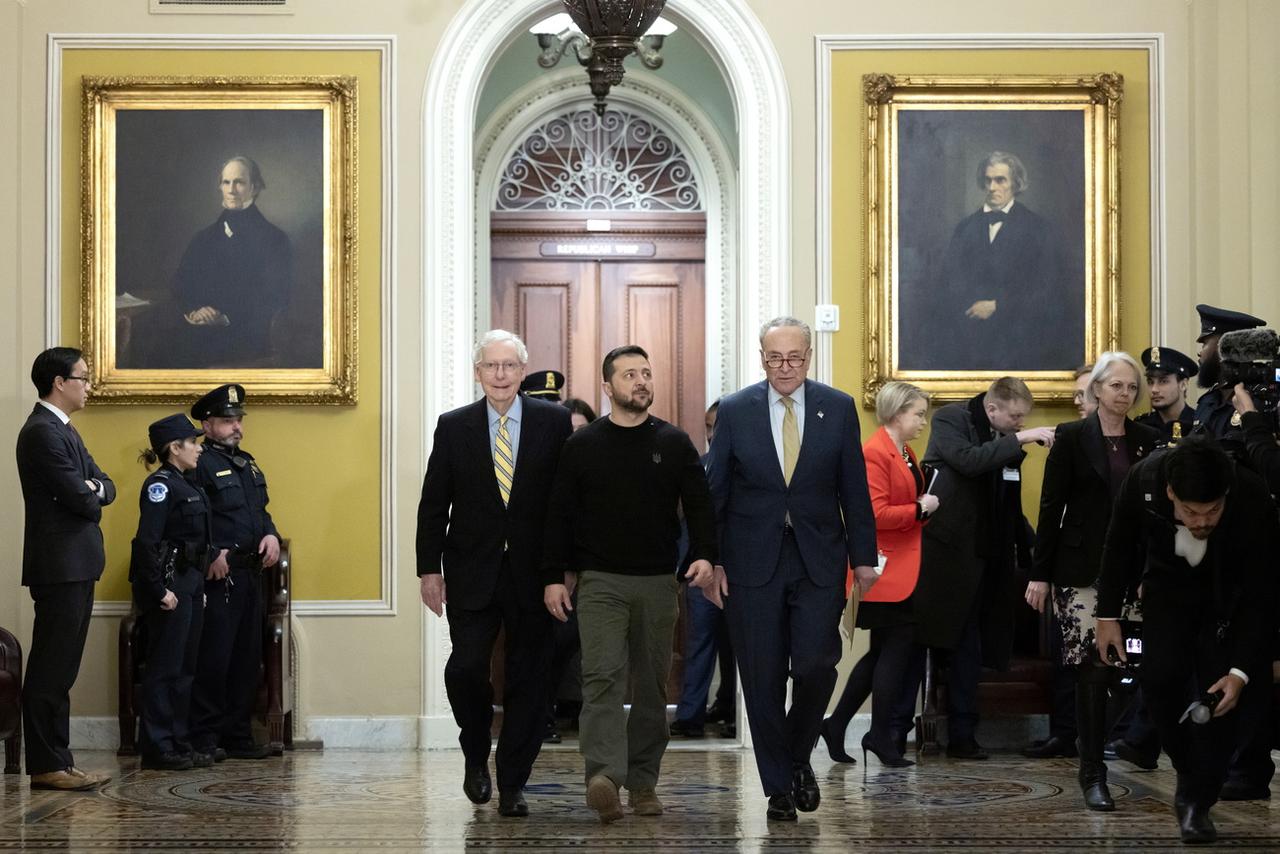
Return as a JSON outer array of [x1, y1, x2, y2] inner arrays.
[[136, 569, 205, 757], [828, 622, 924, 744], [1142, 594, 1244, 809], [726, 530, 845, 797], [190, 566, 262, 751], [444, 557, 553, 791], [22, 580, 95, 775]]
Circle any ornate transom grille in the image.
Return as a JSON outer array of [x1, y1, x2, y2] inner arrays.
[[495, 108, 701, 211]]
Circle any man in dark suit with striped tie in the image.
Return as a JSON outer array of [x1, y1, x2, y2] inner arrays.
[[16, 347, 117, 790], [417, 329, 573, 818]]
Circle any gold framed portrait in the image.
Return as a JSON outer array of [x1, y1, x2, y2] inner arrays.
[[81, 75, 358, 404], [863, 73, 1122, 405]]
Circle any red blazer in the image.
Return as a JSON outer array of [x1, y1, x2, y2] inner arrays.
[[859, 426, 926, 603]]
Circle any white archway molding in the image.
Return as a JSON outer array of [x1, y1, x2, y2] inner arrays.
[[420, 0, 790, 744], [474, 67, 737, 404]]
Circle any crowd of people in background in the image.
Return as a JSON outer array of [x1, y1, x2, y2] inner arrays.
[[15, 302, 1277, 847]]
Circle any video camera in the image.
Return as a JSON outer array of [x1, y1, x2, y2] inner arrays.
[[1219, 327, 1280, 417]]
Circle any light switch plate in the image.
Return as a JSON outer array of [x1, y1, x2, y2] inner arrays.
[[815, 304, 840, 332]]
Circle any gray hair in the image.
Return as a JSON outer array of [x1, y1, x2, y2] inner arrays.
[[221, 155, 266, 195], [874, 381, 929, 426], [758, 316, 812, 349], [472, 329, 529, 367], [976, 151, 1029, 195], [1086, 351, 1146, 406]]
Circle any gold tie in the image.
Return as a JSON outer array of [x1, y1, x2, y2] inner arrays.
[[494, 415, 515, 506], [781, 396, 799, 485]]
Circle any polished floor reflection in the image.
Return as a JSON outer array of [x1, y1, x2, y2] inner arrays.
[[2, 748, 1278, 852]]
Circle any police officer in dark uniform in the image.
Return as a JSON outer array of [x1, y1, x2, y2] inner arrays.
[[520, 369, 566, 402], [1192, 304, 1266, 444], [131, 414, 214, 770], [188, 384, 281, 760], [1095, 436, 1278, 843], [1136, 346, 1197, 444]]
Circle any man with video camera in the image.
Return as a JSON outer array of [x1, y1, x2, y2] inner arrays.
[[1094, 435, 1277, 844]]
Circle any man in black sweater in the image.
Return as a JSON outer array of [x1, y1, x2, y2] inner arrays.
[[544, 345, 717, 824]]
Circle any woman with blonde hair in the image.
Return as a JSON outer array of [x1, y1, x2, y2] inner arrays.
[[820, 381, 935, 766], [1026, 352, 1161, 809]]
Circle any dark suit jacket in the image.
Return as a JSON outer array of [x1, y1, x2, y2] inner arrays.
[[1098, 453, 1278, 680], [706, 379, 877, 589], [416, 396, 572, 611], [938, 201, 1080, 371], [913, 398, 1029, 665], [1031, 414, 1160, 588], [16, 404, 117, 587]]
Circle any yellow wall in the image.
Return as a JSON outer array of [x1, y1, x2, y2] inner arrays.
[[829, 49, 1153, 525], [58, 49, 383, 602]]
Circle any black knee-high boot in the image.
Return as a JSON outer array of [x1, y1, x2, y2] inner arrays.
[[1077, 664, 1116, 811]]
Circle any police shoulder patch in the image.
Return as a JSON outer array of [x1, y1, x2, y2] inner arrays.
[[147, 482, 169, 503]]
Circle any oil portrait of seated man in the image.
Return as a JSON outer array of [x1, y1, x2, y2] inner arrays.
[[113, 110, 325, 371], [895, 111, 1087, 373]]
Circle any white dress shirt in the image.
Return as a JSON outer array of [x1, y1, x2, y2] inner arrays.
[[984, 199, 1015, 243]]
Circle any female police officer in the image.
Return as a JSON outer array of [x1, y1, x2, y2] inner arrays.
[[131, 414, 213, 770]]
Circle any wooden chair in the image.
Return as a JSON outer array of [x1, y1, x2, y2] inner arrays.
[[0, 626, 22, 773], [119, 540, 295, 756]]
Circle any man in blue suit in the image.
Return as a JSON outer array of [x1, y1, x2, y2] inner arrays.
[[705, 316, 878, 821]]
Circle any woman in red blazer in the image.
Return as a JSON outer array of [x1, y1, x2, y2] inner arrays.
[[820, 382, 937, 767]]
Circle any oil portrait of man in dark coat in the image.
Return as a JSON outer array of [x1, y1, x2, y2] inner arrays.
[[113, 110, 324, 371], [895, 111, 1087, 373]]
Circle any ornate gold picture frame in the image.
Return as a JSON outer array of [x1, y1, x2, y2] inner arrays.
[[81, 76, 358, 404], [863, 73, 1121, 405]]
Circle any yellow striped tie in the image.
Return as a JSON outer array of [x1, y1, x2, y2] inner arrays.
[[494, 415, 515, 506]]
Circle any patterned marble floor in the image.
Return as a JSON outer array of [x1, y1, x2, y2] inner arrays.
[[2, 748, 1278, 852]]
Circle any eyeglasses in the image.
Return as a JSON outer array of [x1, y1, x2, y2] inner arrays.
[[64, 375, 91, 383], [763, 354, 809, 369], [478, 361, 523, 374]]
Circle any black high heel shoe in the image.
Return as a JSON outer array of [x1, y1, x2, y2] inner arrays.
[[819, 718, 857, 764], [862, 732, 914, 768]]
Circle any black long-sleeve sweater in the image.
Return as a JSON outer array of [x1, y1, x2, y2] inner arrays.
[[542, 415, 717, 585]]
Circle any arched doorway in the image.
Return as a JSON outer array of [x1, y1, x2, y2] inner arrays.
[[482, 96, 724, 440], [420, 0, 791, 749]]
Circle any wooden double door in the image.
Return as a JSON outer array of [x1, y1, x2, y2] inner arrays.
[[490, 211, 707, 442], [488, 211, 708, 705]]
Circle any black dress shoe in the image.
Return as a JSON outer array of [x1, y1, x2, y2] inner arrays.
[[766, 793, 797, 821], [1219, 780, 1270, 801], [212, 747, 228, 763], [1021, 735, 1078, 759], [223, 742, 271, 760], [946, 739, 988, 760], [141, 751, 194, 771], [542, 721, 562, 744], [718, 722, 737, 739], [669, 719, 705, 738], [189, 750, 215, 768], [1175, 802, 1217, 844], [498, 787, 529, 817], [705, 702, 734, 724], [463, 763, 492, 804], [1108, 738, 1158, 770], [792, 764, 820, 812]]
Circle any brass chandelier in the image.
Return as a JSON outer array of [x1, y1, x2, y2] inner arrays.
[[536, 0, 670, 115]]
